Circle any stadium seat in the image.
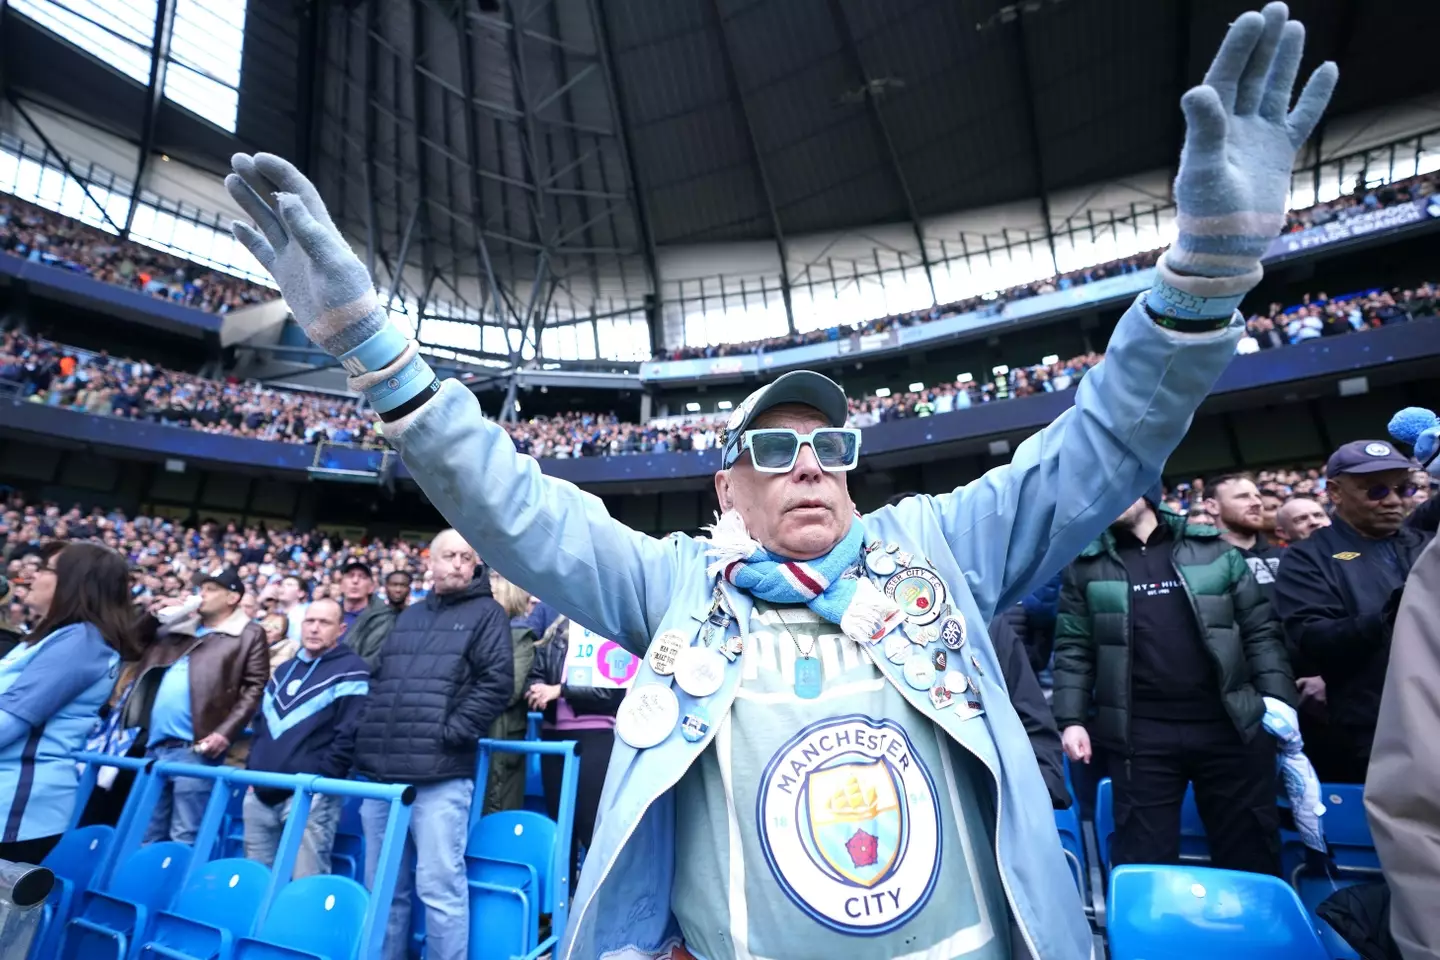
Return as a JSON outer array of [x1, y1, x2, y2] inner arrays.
[[138, 858, 270, 960], [219, 783, 248, 859], [523, 712, 546, 814], [1054, 804, 1086, 895], [465, 810, 557, 957], [233, 875, 368, 960], [1286, 784, 1380, 960], [1095, 778, 1113, 873], [57, 841, 192, 960], [33, 824, 115, 960], [330, 799, 365, 883], [1107, 864, 1327, 960], [1179, 785, 1210, 863]]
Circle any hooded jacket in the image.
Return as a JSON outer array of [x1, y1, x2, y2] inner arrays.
[[382, 296, 1245, 960], [345, 595, 399, 669], [353, 576, 513, 785], [1051, 507, 1295, 750]]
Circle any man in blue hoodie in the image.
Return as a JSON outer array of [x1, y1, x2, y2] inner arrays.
[[244, 598, 369, 877]]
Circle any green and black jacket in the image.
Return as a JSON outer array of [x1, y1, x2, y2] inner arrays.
[[1051, 509, 1296, 750]]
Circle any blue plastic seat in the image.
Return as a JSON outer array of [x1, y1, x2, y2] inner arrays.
[[1053, 804, 1085, 895], [233, 875, 369, 960], [58, 841, 192, 960], [1107, 864, 1327, 960], [139, 858, 270, 960], [219, 783, 247, 859], [330, 799, 365, 883], [1096, 777, 1113, 873], [465, 810, 558, 959], [1179, 785, 1210, 863], [34, 825, 115, 960], [1286, 784, 1379, 960]]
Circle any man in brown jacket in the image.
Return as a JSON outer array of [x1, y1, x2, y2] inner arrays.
[[1366, 536, 1440, 960], [126, 565, 268, 843]]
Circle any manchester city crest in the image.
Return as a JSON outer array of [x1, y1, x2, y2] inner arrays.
[[757, 715, 941, 934]]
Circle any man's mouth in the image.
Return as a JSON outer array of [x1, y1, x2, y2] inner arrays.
[[788, 501, 829, 514]]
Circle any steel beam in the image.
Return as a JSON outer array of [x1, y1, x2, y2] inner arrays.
[[1012, 15, 1060, 277], [706, 0, 796, 334], [297, 0, 328, 174], [826, 0, 935, 304], [122, 0, 176, 240], [363, 0, 381, 277], [8, 96, 125, 235], [589, 0, 663, 352], [409, 0, 435, 296]]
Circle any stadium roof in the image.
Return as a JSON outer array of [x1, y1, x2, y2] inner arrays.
[[5, 0, 1440, 348]]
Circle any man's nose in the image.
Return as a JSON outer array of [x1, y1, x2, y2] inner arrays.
[[791, 442, 823, 480]]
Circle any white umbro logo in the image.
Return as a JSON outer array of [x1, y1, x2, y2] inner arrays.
[[1365, 442, 1392, 457]]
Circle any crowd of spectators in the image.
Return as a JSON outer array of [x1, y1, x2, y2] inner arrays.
[[3, 273, 1433, 459], [655, 249, 1161, 363], [1282, 168, 1440, 233], [0, 193, 277, 314]]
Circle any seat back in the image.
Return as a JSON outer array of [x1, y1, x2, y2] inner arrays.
[[104, 841, 192, 909], [1053, 805, 1085, 894], [252, 875, 368, 957], [1179, 784, 1211, 862], [167, 857, 270, 933], [468, 811, 557, 908], [44, 825, 114, 890], [1095, 778, 1114, 873], [1107, 864, 1327, 960], [1318, 785, 1378, 866]]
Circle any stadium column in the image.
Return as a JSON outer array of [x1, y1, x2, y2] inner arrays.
[[122, 0, 176, 241]]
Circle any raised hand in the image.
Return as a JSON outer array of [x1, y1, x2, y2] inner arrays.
[[225, 154, 385, 358], [1166, 2, 1337, 289]]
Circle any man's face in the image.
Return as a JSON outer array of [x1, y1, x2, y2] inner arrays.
[[1258, 491, 1283, 533], [198, 581, 239, 617], [1277, 499, 1330, 542], [278, 577, 304, 605], [1206, 478, 1264, 534], [429, 532, 477, 594], [301, 600, 344, 656], [713, 404, 854, 561], [1329, 469, 1412, 538], [240, 593, 259, 620], [341, 569, 373, 602], [385, 574, 411, 607]]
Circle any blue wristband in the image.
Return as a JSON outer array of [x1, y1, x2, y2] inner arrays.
[[365, 354, 436, 413], [1145, 278, 1244, 322], [340, 323, 408, 375]]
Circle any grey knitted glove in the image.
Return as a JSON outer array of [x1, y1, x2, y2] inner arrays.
[[225, 153, 386, 358]]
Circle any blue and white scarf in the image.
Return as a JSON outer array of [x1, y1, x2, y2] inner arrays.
[[703, 511, 903, 642]]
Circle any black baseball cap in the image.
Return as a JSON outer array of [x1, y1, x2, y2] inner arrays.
[[720, 370, 850, 468], [339, 559, 374, 578], [197, 565, 245, 595], [1325, 440, 1416, 479]]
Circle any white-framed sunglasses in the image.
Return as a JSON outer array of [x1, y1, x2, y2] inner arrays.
[[732, 427, 862, 473]]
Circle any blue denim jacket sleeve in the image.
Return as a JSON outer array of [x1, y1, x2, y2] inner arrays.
[[888, 295, 1242, 622], [384, 390, 686, 653]]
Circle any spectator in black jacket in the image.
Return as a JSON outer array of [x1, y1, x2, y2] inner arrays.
[[525, 614, 623, 890], [1274, 441, 1434, 782], [353, 529, 512, 960], [1205, 474, 1285, 589], [988, 606, 1069, 810], [244, 598, 369, 878]]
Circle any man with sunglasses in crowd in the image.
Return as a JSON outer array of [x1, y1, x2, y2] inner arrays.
[[1273, 440, 1434, 783], [221, 5, 1334, 956]]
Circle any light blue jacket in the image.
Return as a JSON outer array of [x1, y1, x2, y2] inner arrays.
[[389, 296, 1241, 960]]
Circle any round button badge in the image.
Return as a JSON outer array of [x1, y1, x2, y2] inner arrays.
[[673, 644, 727, 698], [884, 567, 947, 626], [939, 617, 966, 650], [615, 685, 680, 750], [903, 651, 937, 691], [648, 629, 686, 676]]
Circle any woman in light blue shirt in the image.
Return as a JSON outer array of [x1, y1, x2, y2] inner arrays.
[[0, 542, 132, 864]]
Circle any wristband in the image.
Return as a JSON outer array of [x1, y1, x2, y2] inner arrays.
[[339, 322, 408, 376], [1145, 277, 1245, 323], [377, 378, 440, 423], [364, 353, 436, 414]]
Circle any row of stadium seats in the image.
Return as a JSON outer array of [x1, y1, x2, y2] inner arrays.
[[24, 736, 579, 960], [1061, 774, 1380, 960]]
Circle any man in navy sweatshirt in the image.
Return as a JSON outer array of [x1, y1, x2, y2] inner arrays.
[[245, 598, 369, 877]]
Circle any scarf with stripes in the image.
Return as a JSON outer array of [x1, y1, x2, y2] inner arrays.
[[703, 510, 902, 643]]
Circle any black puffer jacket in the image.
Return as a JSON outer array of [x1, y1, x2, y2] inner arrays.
[[354, 576, 514, 785]]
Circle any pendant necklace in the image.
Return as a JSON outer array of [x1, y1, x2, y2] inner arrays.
[[774, 607, 823, 699]]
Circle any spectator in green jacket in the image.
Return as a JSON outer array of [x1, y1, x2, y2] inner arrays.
[[1052, 496, 1296, 876], [344, 561, 400, 670]]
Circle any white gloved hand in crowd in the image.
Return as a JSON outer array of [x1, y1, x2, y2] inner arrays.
[[1263, 695, 1327, 854]]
